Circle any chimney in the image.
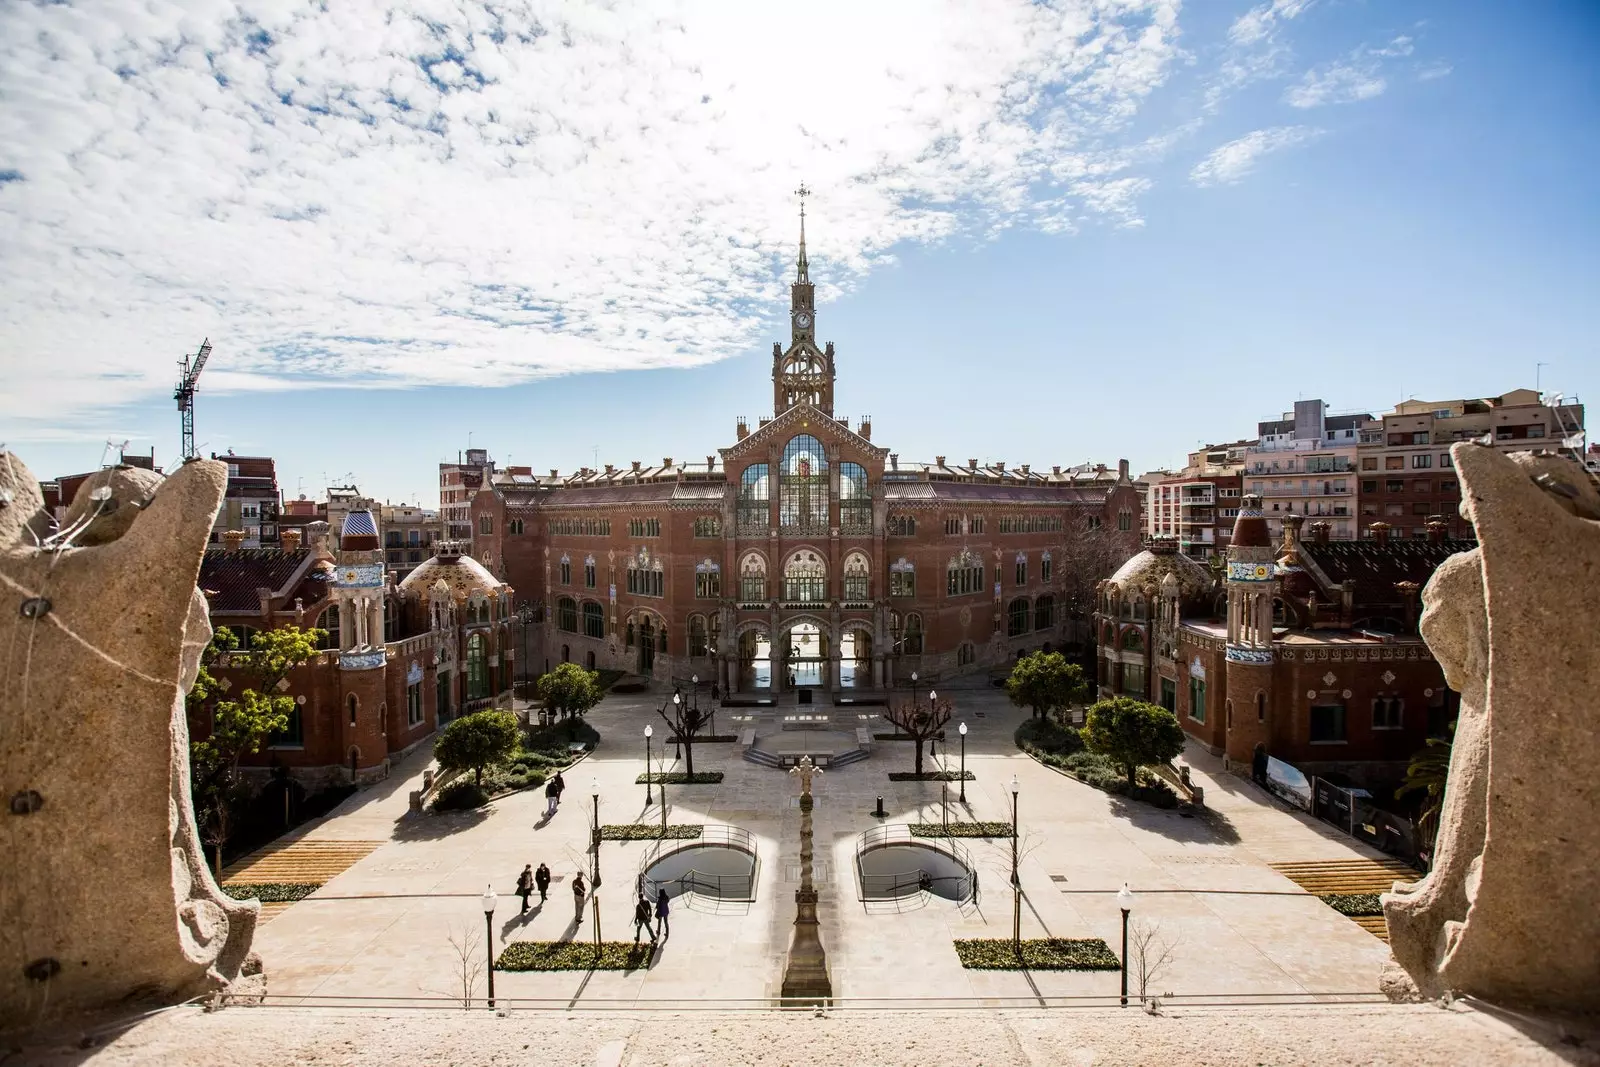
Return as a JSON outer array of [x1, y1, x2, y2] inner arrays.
[[995, 460, 1005, 472], [706, 455, 715, 470], [1020, 464, 1030, 476], [631, 461, 641, 472], [889, 453, 899, 471], [935, 456, 946, 467], [222, 529, 246, 553], [1340, 579, 1356, 627], [1369, 521, 1391, 546], [1395, 580, 1421, 633], [1282, 513, 1304, 554], [1119, 459, 1130, 481], [1308, 521, 1331, 544], [550, 469, 558, 478], [1053, 466, 1061, 476], [281, 528, 303, 552], [1426, 516, 1448, 542], [737, 418, 749, 440], [968, 459, 978, 470], [663, 457, 673, 468], [606, 464, 617, 475], [860, 418, 872, 440]]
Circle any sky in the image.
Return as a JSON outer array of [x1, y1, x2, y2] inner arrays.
[[2, 0, 1596, 506]]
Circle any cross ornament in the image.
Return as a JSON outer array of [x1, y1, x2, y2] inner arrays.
[[790, 754, 822, 797]]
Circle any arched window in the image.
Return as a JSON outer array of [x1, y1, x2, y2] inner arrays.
[[839, 462, 870, 530], [1122, 628, 1145, 653], [903, 613, 924, 655], [465, 634, 488, 700], [318, 605, 340, 650], [347, 693, 358, 726], [1034, 595, 1055, 631], [783, 550, 826, 603], [739, 553, 768, 603], [780, 436, 828, 529], [625, 620, 635, 647], [479, 514, 492, 535], [889, 557, 915, 598], [559, 554, 572, 585], [582, 601, 605, 639], [557, 597, 577, 633], [1041, 551, 1053, 583], [958, 642, 976, 667], [1102, 622, 1116, 646], [843, 553, 870, 602], [688, 615, 709, 657], [738, 464, 770, 527], [231, 624, 258, 650], [946, 550, 983, 596], [1007, 598, 1030, 637], [695, 559, 721, 599], [708, 612, 721, 656]]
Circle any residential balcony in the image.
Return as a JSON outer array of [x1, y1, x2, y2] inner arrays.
[[1179, 489, 1215, 505], [1254, 486, 1353, 497]]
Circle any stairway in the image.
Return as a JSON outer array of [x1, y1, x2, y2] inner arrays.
[[221, 839, 384, 922], [826, 747, 869, 768], [1270, 858, 1420, 943], [741, 746, 782, 768]]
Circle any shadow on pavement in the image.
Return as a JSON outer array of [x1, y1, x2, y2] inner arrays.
[[391, 807, 489, 840]]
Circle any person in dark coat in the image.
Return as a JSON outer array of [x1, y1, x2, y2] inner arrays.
[[516, 864, 534, 913], [551, 772, 566, 810], [654, 887, 671, 939], [571, 871, 586, 924], [534, 862, 552, 904], [1252, 743, 1269, 786], [633, 893, 657, 944], [543, 776, 558, 818]]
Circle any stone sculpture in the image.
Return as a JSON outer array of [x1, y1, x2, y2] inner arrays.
[[781, 755, 832, 1004], [1382, 443, 1600, 1013], [0, 453, 262, 1035]]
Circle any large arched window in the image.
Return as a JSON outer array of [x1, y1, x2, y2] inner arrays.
[[465, 634, 488, 700], [318, 605, 340, 650], [695, 559, 721, 599], [783, 550, 826, 603], [1034, 594, 1055, 631], [738, 464, 770, 528], [739, 553, 768, 603], [1122, 628, 1145, 653], [839, 462, 870, 530], [946, 550, 983, 596], [890, 557, 915, 598], [842, 552, 870, 602], [688, 614, 709, 657], [903, 612, 924, 655], [557, 597, 578, 633], [780, 436, 828, 529], [1007, 598, 1030, 637], [582, 601, 605, 639]]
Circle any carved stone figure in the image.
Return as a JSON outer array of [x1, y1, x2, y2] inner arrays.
[[1382, 444, 1600, 1012], [0, 453, 262, 1034]]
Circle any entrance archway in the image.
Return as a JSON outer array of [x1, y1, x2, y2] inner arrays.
[[788, 622, 824, 688], [738, 628, 771, 690], [841, 627, 872, 689], [638, 618, 656, 674]]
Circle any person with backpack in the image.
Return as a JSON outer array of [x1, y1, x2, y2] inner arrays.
[[534, 862, 551, 904], [551, 771, 566, 811], [654, 886, 671, 939], [571, 871, 587, 925], [633, 892, 657, 944], [516, 864, 534, 914], [543, 775, 558, 818]]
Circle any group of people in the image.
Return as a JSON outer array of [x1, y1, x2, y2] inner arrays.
[[542, 771, 567, 818], [513, 863, 672, 942]]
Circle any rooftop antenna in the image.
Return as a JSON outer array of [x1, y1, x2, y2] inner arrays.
[[100, 439, 129, 468], [173, 338, 213, 462], [1536, 362, 1549, 396]]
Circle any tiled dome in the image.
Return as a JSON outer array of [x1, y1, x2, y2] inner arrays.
[[1106, 547, 1211, 603], [399, 550, 503, 601]]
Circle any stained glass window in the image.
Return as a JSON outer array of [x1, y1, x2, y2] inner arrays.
[[840, 462, 870, 530], [780, 436, 828, 528], [739, 464, 770, 528]]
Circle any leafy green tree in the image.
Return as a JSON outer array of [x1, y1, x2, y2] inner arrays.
[[536, 662, 603, 720], [1395, 721, 1455, 825], [435, 709, 521, 786], [1005, 651, 1089, 720], [1083, 697, 1186, 789]]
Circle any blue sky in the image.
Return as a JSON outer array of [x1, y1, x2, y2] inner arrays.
[[2, 0, 1596, 505]]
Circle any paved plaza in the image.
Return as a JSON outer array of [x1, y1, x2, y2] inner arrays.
[[253, 680, 1397, 1008]]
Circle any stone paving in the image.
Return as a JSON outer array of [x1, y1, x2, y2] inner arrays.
[[252, 680, 1401, 1008]]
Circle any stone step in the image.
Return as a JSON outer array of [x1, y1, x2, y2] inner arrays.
[[222, 839, 383, 886], [827, 748, 870, 768]]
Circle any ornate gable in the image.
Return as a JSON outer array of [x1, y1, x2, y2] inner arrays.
[[719, 401, 889, 463]]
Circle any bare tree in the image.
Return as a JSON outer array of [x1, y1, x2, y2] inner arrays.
[[446, 923, 486, 1009], [1128, 918, 1180, 1004], [1056, 516, 1139, 649], [882, 692, 952, 778]]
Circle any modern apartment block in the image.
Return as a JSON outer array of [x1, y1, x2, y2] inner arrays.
[[381, 502, 439, 581], [208, 453, 281, 548], [1357, 389, 1587, 539], [1143, 441, 1250, 559], [1243, 400, 1372, 542], [440, 447, 495, 541]]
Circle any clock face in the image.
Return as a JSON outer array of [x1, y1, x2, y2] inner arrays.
[[794, 311, 812, 330]]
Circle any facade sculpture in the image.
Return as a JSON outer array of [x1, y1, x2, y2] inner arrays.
[[1382, 444, 1600, 1012], [0, 454, 262, 1033]]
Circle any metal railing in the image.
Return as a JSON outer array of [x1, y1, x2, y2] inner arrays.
[[636, 823, 757, 875], [855, 824, 977, 904], [642, 868, 754, 902]]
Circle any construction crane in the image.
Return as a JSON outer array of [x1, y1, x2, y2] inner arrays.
[[174, 338, 212, 462]]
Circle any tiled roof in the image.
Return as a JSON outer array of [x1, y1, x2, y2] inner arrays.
[[1299, 539, 1475, 610], [199, 549, 314, 613], [542, 484, 679, 507]]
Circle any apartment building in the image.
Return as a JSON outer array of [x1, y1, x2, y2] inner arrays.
[[1144, 441, 1250, 559], [1357, 389, 1587, 539], [381, 502, 439, 582], [208, 453, 281, 548], [1244, 400, 1372, 542], [440, 447, 495, 541]]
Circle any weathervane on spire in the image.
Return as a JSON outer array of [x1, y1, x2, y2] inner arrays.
[[794, 182, 811, 282]]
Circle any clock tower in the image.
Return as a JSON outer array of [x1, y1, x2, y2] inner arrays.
[[773, 184, 836, 415]]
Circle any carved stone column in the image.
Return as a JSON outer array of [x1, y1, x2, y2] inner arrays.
[[780, 757, 832, 1005]]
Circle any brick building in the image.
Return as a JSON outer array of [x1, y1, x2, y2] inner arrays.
[[1356, 389, 1586, 540], [440, 448, 495, 541], [1094, 502, 1469, 791], [207, 453, 282, 548], [1144, 440, 1250, 559], [192, 510, 516, 788], [470, 223, 1142, 695]]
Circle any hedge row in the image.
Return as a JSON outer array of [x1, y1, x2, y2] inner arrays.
[[953, 938, 1121, 971], [909, 822, 1014, 839], [669, 734, 739, 744], [221, 882, 321, 903], [887, 770, 975, 782], [495, 940, 655, 971], [1025, 748, 1179, 809], [598, 823, 704, 841], [635, 771, 725, 785], [1320, 892, 1385, 917]]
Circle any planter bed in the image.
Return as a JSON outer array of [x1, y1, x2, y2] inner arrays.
[[599, 823, 704, 841], [1319, 892, 1384, 917], [496, 941, 655, 971], [887, 771, 975, 782], [221, 882, 321, 903], [669, 734, 740, 744], [636, 771, 725, 785], [910, 822, 1013, 838], [953, 938, 1121, 971]]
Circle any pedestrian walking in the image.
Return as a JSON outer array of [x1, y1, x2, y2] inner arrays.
[[551, 771, 566, 811], [535, 862, 551, 904], [572, 871, 587, 925], [654, 886, 671, 939], [633, 893, 657, 944], [1252, 743, 1269, 787], [516, 864, 534, 914], [543, 775, 558, 818]]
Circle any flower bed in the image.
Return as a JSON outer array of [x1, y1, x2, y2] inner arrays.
[[910, 822, 1013, 838], [496, 941, 655, 971], [669, 734, 740, 744], [635, 771, 725, 785], [221, 882, 321, 903], [599, 823, 704, 841], [1319, 892, 1384, 917], [887, 770, 975, 782], [953, 938, 1121, 971]]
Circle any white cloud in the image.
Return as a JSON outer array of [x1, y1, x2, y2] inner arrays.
[[1285, 35, 1417, 108], [1190, 126, 1320, 187], [0, 0, 1185, 431], [1205, 0, 1317, 111], [1417, 61, 1453, 82], [1227, 0, 1315, 46]]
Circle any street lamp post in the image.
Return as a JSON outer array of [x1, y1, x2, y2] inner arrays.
[[1118, 883, 1134, 1006], [1010, 774, 1021, 946], [941, 780, 949, 837], [671, 689, 682, 759], [481, 885, 497, 1009], [928, 688, 938, 763], [958, 721, 968, 802], [644, 724, 654, 804], [910, 670, 920, 707], [591, 777, 603, 944]]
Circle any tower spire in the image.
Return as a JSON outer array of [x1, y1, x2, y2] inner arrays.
[[794, 182, 811, 282]]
